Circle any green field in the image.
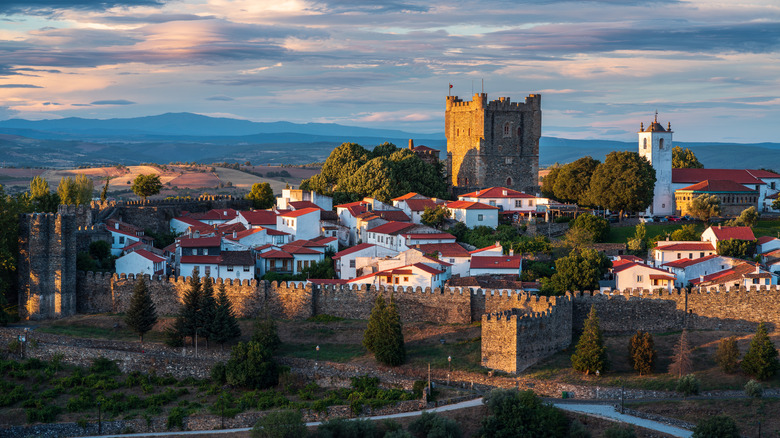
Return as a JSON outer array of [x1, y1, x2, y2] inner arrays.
[[753, 219, 780, 238]]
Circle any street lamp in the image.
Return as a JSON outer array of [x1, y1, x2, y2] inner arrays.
[[315, 345, 320, 379], [447, 356, 452, 386]]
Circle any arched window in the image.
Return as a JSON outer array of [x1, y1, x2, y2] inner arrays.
[[506, 177, 513, 186], [659, 138, 664, 149]]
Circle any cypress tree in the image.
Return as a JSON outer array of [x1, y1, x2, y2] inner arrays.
[[571, 305, 607, 375], [199, 275, 217, 349], [375, 293, 405, 366], [124, 278, 158, 344], [669, 329, 693, 378], [363, 294, 387, 354], [741, 322, 780, 380], [715, 336, 740, 374], [177, 270, 202, 347], [211, 283, 242, 350], [628, 330, 656, 375]]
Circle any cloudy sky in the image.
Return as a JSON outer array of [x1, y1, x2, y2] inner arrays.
[[1, 0, 779, 142]]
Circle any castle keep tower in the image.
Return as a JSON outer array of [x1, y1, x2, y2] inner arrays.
[[445, 93, 541, 193], [638, 113, 673, 217], [17, 212, 78, 320]]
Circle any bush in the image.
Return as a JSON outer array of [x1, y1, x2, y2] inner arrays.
[[316, 417, 380, 438], [252, 410, 307, 438], [412, 380, 427, 398], [211, 362, 227, 384], [692, 415, 739, 438], [715, 336, 740, 373], [744, 379, 763, 398], [90, 357, 120, 375], [568, 420, 591, 438], [676, 374, 700, 397], [479, 389, 568, 437], [602, 425, 636, 438], [167, 406, 186, 430], [408, 411, 462, 438], [569, 214, 609, 243]]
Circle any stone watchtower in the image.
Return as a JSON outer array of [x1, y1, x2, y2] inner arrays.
[[17, 212, 78, 320], [445, 93, 541, 194], [638, 113, 673, 217]]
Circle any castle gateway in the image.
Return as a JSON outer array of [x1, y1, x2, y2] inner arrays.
[[445, 93, 541, 194]]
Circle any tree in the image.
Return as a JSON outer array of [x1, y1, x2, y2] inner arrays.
[[74, 174, 94, 205], [627, 223, 646, 252], [246, 182, 275, 209], [372, 141, 400, 158], [251, 410, 306, 438], [569, 214, 609, 243], [744, 379, 763, 398], [252, 317, 281, 352], [546, 248, 611, 294], [541, 164, 561, 199], [571, 305, 607, 375], [362, 293, 406, 366], [199, 275, 217, 349], [421, 205, 451, 229], [211, 283, 242, 350], [57, 176, 77, 205], [669, 329, 693, 378], [478, 389, 569, 438], [688, 194, 720, 222], [553, 156, 600, 205], [0, 185, 30, 311], [175, 271, 203, 346], [131, 174, 163, 201], [715, 336, 740, 373], [726, 206, 759, 227], [408, 412, 462, 438], [587, 151, 656, 219], [225, 340, 279, 389], [676, 374, 700, 397], [672, 146, 704, 169], [741, 322, 779, 380], [716, 238, 756, 258], [628, 331, 656, 375], [692, 415, 739, 438], [774, 196, 780, 211], [669, 224, 699, 241], [100, 178, 110, 202], [29, 176, 59, 212], [124, 277, 158, 344]]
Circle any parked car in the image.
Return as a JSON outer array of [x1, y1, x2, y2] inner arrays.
[[654, 216, 668, 222], [666, 215, 681, 222], [639, 216, 654, 223]]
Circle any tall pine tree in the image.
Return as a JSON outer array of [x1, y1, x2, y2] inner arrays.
[[362, 293, 405, 366], [211, 283, 241, 350], [125, 278, 158, 344], [742, 322, 780, 380], [363, 294, 387, 354], [669, 329, 693, 378], [199, 275, 217, 349], [176, 270, 202, 347], [571, 305, 607, 375], [628, 330, 656, 375]]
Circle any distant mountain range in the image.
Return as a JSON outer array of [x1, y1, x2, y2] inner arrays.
[[1, 112, 778, 170]]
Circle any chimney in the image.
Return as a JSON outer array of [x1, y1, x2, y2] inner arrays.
[[718, 223, 722, 229], [666, 236, 669, 241], [115, 222, 119, 230], [509, 249, 514, 256], [408, 139, 414, 150], [699, 275, 704, 283], [194, 230, 200, 238], [233, 230, 238, 239], [503, 190, 507, 196], [755, 265, 760, 274]]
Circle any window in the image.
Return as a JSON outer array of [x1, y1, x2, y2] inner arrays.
[[677, 253, 682, 259], [700, 252, 704, 258], [478, 214, 484, 221], [203, 248, 208, 255], [489, 200, 496, 206], [403, 277, 409, 282], [515, 200, 522, 208], [643, 138, 647, 150], [449, 259, 455, 263], [119, 236, 125, 244], [394, 277, 399, 284], [204, 266, 210, 276], [243, 266, 250, 272], [505, 157, 513, 165], [659, 138, 665, 149], [503, 123, 511, 137], [506, 177, 512, 186], [227, 266, 234, 272], [637, 275, 643, 282], [517, 127, 522, 137], [349, 260, 356, 268], [689, 253, 693, 259]]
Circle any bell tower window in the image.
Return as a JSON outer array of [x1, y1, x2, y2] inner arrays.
[[659, 138, 664, 149], [643, 138, 647, 150]]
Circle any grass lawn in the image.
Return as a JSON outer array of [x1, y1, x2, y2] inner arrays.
[[605, 222, 706, 244], [753, 219, 780, 238]]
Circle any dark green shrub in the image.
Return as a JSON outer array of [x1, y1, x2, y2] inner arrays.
[[676, 374, 700, 397], [211, 362, 227, 384], [316, 417, 380, 438], [412, 380, 427, 398], [89, 357, 120, 375], [167, 406, 186, 430], [602, 425, 636, 438], [408, 411, 462, 438], [251, 409, 307, 438], [744, 379, 763, 398], [692, 415, 739, 438]]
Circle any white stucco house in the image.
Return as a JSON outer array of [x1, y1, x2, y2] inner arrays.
[[115, 249, 166, 277], [277, 207, 321, 241], [446, 200, 499, 228]]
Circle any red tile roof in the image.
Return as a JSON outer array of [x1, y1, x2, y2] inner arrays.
[[404, 199, 440, 212], [333, 243, 375, 259], [225, 228, 265, 241], [348, 263, 444, 283], [172, 216, 206, 227], [613, 261, 674, 276], [163, 242, 177, 254], [289, 201, 322, 210], [470, 243, 502, 254], [179, 236, 222, 248], [678, 180, 755, 193], [368, 221, 417, 235], [708, 226, 756, 242], [265, 228, 290, 236], [240, 210, 277, 225], [311, 236, 337, 244], [656, 242, 715, 251], [757, 236, 779, 245], [392, 192, 423, 201], [747, 169, 780, 179], [335, 201, 366, 208], [415, 243, 471, 258], [411, 145, 438, 152], [470, 255, 523, 270], [258, 250, 294, 259], [446, 200, 499, 210], [309, 278, 349, 285], [412, 263, 445, 275], [459, 187, 535, 199], [180, 255, 221, 264], [403, 232, 456, 240], [662, 254, 720, 268], [190, 209, 239, 221], [615, 255, 645, 263], [672, 168, 765, 186], [133, 249, 166, 263], [377, 210, 412, 222], [280, 207, 320, 218]]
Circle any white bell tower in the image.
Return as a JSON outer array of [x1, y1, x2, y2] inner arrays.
[[638, 112, 673, 217]]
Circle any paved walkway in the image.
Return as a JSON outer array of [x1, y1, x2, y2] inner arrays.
[[86, 397, 694, 438], [554, 402, 693, 438]]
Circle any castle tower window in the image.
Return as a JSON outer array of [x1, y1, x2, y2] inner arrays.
[[659, 138, 664, 149], [643, 139, 647, 150], [504, 123, 511, 137], [506, 177, 512, 186]]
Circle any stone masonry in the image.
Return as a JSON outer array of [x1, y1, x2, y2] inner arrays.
[[445, 93, 541, 194]]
